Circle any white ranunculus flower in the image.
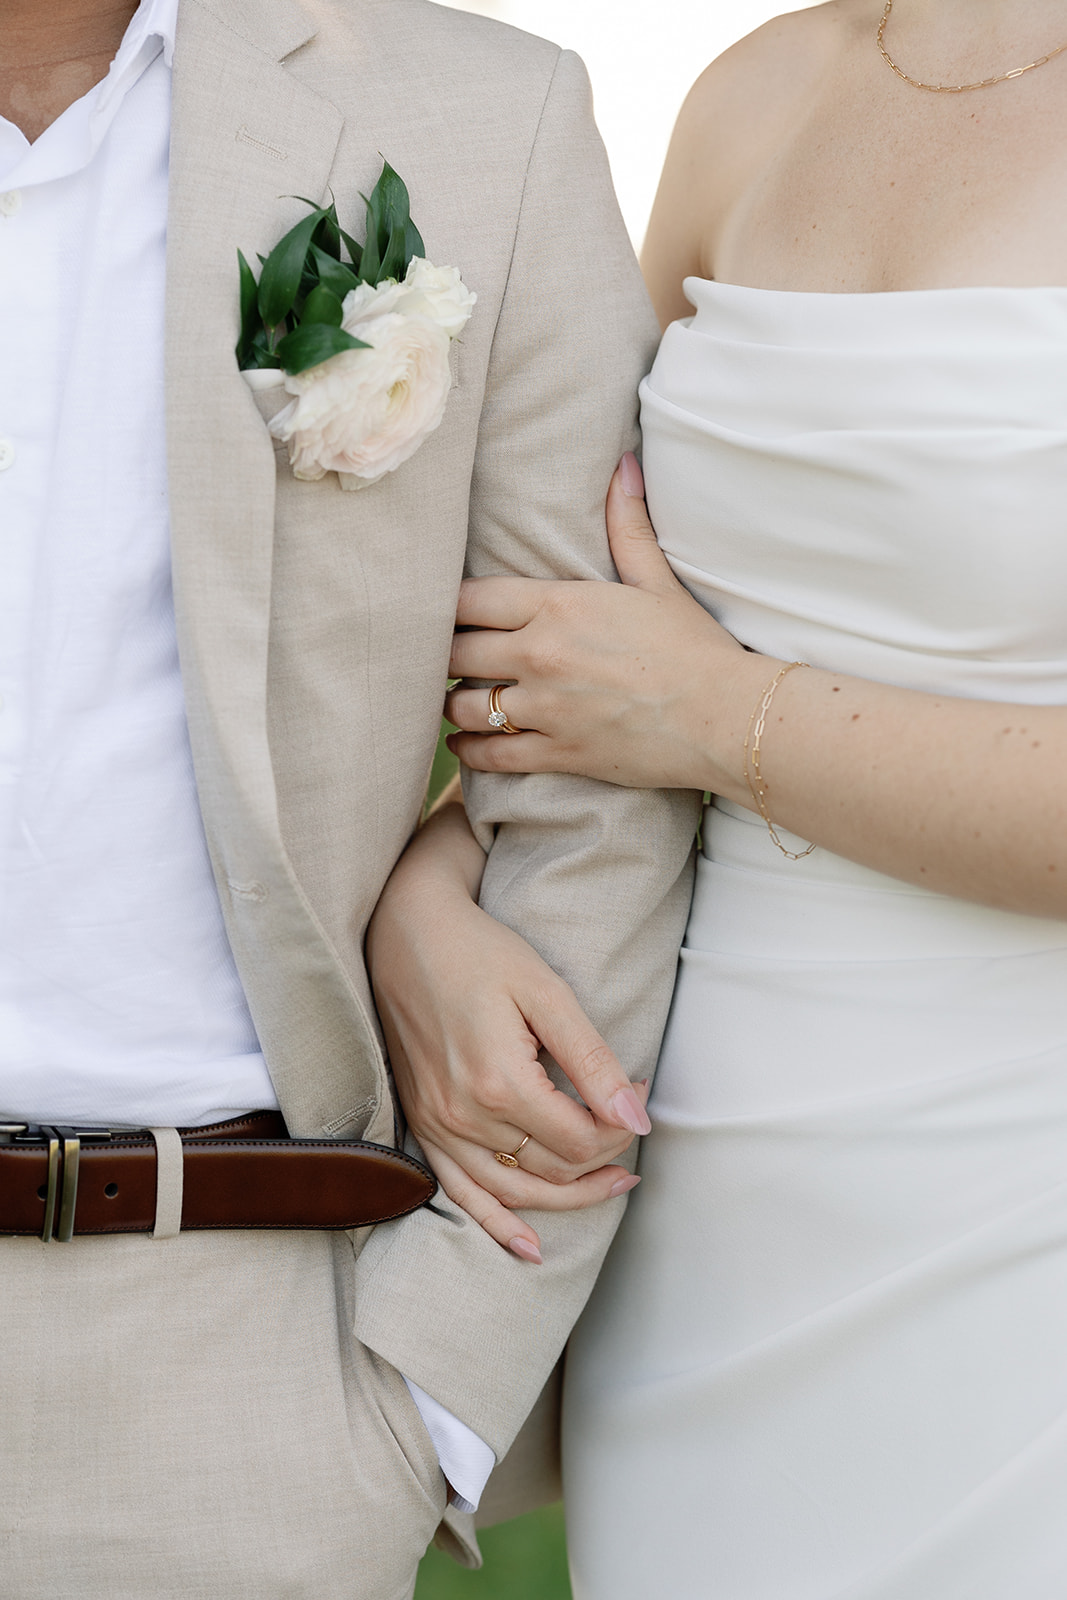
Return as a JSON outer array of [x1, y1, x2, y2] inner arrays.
[[339, 275, 409, 327], [398, 258, 476, 338], [269, 310, 453, 489], [339, 257, 475, 342]]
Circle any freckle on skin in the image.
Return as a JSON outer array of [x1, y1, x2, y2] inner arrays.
[[832, 686, 840, 693], [851, 713, 860, 721], [1049, 865, 1057, 873], [1032, 741, 1040, 748]]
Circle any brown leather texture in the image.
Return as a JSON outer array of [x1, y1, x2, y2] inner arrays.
[[0, 1112, 436, 1236]]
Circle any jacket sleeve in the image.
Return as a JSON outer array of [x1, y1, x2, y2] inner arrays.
[[352, 47, 700, 1463]]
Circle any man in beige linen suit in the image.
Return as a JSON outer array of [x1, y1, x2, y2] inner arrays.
[[0, 0, 699, 1593]]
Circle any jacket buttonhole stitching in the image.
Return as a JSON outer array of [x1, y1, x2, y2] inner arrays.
[[322, 1099, 376, 1137], [235, 126, 289, 162]]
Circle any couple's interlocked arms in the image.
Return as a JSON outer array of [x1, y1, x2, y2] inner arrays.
[[0, 0, 696, 1592], [6, 0, 1067, 1596]]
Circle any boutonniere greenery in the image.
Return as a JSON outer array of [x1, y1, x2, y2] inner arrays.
[[237, 162, 475, 490]]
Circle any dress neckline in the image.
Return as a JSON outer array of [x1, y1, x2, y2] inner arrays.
[[685, 274, 1067, 303]]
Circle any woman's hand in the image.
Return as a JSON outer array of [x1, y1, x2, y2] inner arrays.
[[446, 453, 765, 797], [367, 799, 649, 1262], [451, 458, 1067, 920]]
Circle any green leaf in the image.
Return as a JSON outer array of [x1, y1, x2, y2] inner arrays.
[[380, 219, 407, 284], [404, 217, 425, 264], [312, 204, 342, 261], [236, 249, 260, 367], [275, 322, 370, 375], [339, 227, 363, 273], [365, 181, 388, 263], [300, 285, 345, 326], [258, 206, 326, 327], [377, 161, 412, 235], [358, 195, 381, 285], [310, 245, 360, 301], [249, 326, 282, 369]]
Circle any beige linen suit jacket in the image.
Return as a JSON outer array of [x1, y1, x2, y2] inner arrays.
[[167, 0, 700, 1548]]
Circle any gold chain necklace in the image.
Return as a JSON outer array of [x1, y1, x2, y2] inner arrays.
[[877, 0, 1067, 92]]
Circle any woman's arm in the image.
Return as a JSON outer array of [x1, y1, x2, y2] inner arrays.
[[366, 793, 648, 1259], [447, 457, 1067, 920]]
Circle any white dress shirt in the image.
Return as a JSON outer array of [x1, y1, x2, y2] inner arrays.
[[0, 0, 275, 1127], [0, 0, 492, 1512]]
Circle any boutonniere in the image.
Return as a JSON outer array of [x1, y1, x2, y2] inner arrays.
[[237, 162, 475, 490]]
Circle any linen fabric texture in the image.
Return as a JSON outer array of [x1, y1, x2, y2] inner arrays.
[[0, 0, 493, 1524], [3, 1229, 448, 1599], [2, 0, 699, 1574]]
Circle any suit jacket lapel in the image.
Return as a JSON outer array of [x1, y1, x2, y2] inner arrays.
[[164, 0, 390, 1139], [166, 0, 342, 806]]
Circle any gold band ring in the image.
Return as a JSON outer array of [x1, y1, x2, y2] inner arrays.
[[494, 1133, 532, 1168], [487, 684, 522, 735]]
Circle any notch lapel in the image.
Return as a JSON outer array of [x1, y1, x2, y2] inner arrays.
[[164, 0, 390, 1139]]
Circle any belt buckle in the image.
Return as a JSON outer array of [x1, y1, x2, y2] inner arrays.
[[3, 1124, 118, 1243]]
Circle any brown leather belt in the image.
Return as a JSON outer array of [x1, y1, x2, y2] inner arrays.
[[0, 1111, 436, 1241]]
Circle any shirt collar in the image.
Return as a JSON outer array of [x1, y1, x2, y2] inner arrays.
[[0, 0, 178, 190], [95, 0, 179, 116]]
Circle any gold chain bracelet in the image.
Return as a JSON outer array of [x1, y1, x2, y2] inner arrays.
[[742, 661, 816, 861]]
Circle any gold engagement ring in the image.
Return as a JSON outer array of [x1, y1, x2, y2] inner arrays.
[[487, 683, 522, 734]]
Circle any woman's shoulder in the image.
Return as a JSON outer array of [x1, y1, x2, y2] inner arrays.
[[643, 2, 872, 321], [679, 2, 863, 149]]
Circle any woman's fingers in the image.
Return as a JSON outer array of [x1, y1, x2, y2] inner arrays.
[[518, 979, 652, 1140], [421, 1139, 544, 1261], [446, 726, 557, 773], [444, 682, 536, 735], [416, 1038, 641, 1177], [422, 1137, 641, 1259], [454, 575, 545, 630], [448, 628, 524, 681], [606, 453, 683, 597]]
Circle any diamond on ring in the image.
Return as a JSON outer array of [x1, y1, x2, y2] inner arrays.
[[487, 683, 522, 734]]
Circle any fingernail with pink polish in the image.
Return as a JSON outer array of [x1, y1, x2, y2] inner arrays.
[[509, 1237, 543, 1264], [609, 1174, 641, 1199], [611, 1086, 652, 1137], [619, 452, 644, 498]]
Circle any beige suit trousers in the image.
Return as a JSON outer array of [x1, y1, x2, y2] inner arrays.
[[1, 1230, 447, 1598]]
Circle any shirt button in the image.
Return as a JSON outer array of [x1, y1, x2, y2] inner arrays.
[[0, 438, 15, 471], [0, 191, 22, 218]]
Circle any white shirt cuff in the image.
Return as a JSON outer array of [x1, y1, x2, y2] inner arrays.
[[403, 1376, 496, 1514]]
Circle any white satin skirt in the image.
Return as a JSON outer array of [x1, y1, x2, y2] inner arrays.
[[563, 799, 1067, 1599]]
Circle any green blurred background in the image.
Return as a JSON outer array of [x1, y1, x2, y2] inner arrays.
[[415, 1503, 571, 1600], [416, 729, 572, 1598]]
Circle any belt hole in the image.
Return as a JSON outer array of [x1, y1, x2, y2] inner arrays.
[[104, 1183, 118, 1198], [36, 1184, 47, 1201]]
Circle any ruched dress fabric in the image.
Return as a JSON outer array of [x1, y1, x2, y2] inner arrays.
[[563, 280, 1067, 1600]]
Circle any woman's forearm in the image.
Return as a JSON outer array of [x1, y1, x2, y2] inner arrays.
[[706, 650, 1067, 918], [384, 791, 487, 910], [448, 469, 1067, 922]]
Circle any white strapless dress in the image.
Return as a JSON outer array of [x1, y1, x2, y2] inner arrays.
[[562, 280, 1067, 1599]]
